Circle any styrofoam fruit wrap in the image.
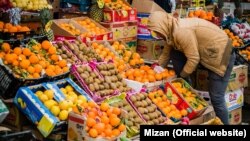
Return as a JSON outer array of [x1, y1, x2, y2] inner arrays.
[[104, 93, 145, 138], [170, 78, 208, 116], [126, 92, 168, 125]]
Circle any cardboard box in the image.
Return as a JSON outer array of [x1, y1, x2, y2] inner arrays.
[[196, 65, 248, 91], [189, 106, 216, 125], [196, 88, 244, 111], [137, 39, 165, 61], [51, 19, 86, 39], [103, 0, 137, 22], [229, 107, 242, 125], [14, 84, 65, 137], [132, 0, 165, 13], [101, 21, 137, 40], [72, 17, 113, 41]]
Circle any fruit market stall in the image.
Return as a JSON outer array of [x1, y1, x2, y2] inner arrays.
[[0, 0, 249, 140]]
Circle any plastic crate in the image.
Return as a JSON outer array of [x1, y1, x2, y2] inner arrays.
[[60, 0, 90, 12], [0, 65, 45, 99], [0, 130, 38, 141]]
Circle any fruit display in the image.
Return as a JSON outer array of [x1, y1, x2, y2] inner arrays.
[[53, 41, 80, 65], [0, 40, 69, 78], [224, 29, 244, 47], [128, 93, 166, 125], [148, 89, 188, 121], [11, 0, 52, 10], [95, 63, 132, 93], [230, 22, 250, 43], [0, 21, 30, 32], [188, 9, 214, 21], [59, 23, 81, 36], [62, 40, 102, 63], [104, 0, 132, 10], [106, 94, 145, 137], [239, 46, 250, 61], [75, 18, 107, 37], [71, 101, 126, 139], [171, 80, 208, 111], [123, 65, 175, 83]]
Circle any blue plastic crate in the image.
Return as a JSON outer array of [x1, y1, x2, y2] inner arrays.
[[60, 0, 90, 12], [61, 0, 89, 5]]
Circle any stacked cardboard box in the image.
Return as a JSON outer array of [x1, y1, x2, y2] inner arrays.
[[132, 0, 166, 62], [196, 65, 248, 125]]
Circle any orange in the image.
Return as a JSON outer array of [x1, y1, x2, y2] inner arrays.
[[33, 73, 40, 78], [88, 101, 96, 108], [9, 26, 18, 32], [135, 77, 142, 82], [63, 67, 69, 73], [129, 59, 136, 66], [100, 103, 109, 112], [19, 26, 30, 32], [58, 60, 67, 68], [181, 109, 188, 116], [188, 11, 194, 17], [4, 23, 12, 29], [132, 53, 140, 59], [87, 118, 96, 127], [29, 55, 39, 64], [194, 10, 201, 17], [12, 60, 19, 66], [34, 64, 43, 73], [55, 67, 63, 75], [170, 105, 177, 111], [104, 128, 112, 137], [112, 107, 121, 115], [106, 108, 113, 117], [110, 117, 120, 127], [163, 107, 171, 114], [27, 66, 35, 74], [23, 48, 32, 56], [20, 59, 30, 69], [125, 69, 133, 77], [39, 61, 47, 68], [148, 75, 156, 82], [169, 70, 175, 76], [118, 124, 126, 132], [147, 69, 155, 75], [124, 50, 132, 57], [48, 46, 56, 55], [13, 47, 22, 55], [18, 54, 26, 60], [89, 128, 98, 138], [93, 123, 105, 134], [101, 116, 109, 124], [155, 73, 163, 81], [41, 40, 52, 50], [45, 68, 55, 76], [1, 43, 10, 53], [111, 129, 120, 137], [133, 69, 141, 77], [128, 75, 134, 80], [5, 54, 14, 64]]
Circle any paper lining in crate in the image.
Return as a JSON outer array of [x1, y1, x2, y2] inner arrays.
[[165, 78, 209, 119], [72, 17, 113, 42]]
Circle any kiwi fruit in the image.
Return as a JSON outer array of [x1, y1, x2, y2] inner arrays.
[[143, 114, 150, 121], [145, 98, 152, 105], [89, 84, 95, 92], [77, 67, 84, 73], [153, 119, 160, 124], [130, 95, 137, 102], [80, 73, 87, 79], [138, 107, 144, 114], [134, 117, 142, 123], [134, 101, 142, 107], [147, 106, 155, 113], [156, 111, 161, 117], [127, 121, 133, 127], [141, 100, 148, 107]]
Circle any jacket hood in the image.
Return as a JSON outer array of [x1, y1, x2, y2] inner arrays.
[[148, 11, 179, 44]]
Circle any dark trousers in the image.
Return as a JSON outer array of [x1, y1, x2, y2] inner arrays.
[[170, 49, 236, 124]]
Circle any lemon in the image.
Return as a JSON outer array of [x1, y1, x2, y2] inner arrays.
[[44, 89, 54, 100], [44, 100, 56, 109], [39, 94, 48, 103], [78, 95, 87, 103], [65, 85, 73, 93], [50, 105, 60, 116], [67, 100, 73, 108], [59, 100, 69, 110], [35, 91, 43, 97], [68, 91, 76, 96], [59, 110, 69, 121], [76, 99, 84, 105], [60, 88, 67, 95]]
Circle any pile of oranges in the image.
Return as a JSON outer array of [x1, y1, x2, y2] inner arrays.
[[59, 23, 81, 36], [0, 40, 69, 79], [148, 89, 187, 120], [239, 46, 250, 61], [73, 102, 125, 139], [0, 21, 30, 33], [76, 18, 107, 37], [122, 65, 175, 83], [224, 29, 244, 47], [188, 10, 214, 21]]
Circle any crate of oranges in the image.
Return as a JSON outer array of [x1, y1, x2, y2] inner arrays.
[[0, 39, 70, 99], [73, 17, 113, 42], [68, 101, 126, 141], [166, 78, 209, 119]]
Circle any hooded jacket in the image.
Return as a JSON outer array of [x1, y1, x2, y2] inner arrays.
[[148, 11, 232, 77]]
